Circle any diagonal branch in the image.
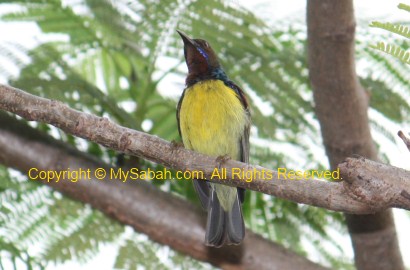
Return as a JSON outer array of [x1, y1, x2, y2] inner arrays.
[[1, 84, 410, 214], [398, 130, 410, 152], [0, 112, 327, 270]]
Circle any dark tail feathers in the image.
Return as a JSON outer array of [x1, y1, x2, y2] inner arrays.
[[205, 189, 245, 247]]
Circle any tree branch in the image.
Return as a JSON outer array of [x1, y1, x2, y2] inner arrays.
[[1, 84, 410, 215], [398, 130, 410, 152], [0, 112, 327, 270], [339, 157, 410, 209], [307, 0, 404, 269]]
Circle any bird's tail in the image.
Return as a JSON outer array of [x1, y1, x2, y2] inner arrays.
[[205, 189, 245, 247]]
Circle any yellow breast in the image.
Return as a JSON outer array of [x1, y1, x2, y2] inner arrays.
[[179, 80, 247, 160]]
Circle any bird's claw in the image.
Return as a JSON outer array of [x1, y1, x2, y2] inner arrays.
[[170, 140, 184, 153], [171, 140, 184, 148], [216, 154, 231, 169]]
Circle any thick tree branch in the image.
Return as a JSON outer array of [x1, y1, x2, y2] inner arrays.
[[1, 84, 410, 214], [307, 0, 404, 269], [0, 112, 327, 270], [339, 157, 410, 209]]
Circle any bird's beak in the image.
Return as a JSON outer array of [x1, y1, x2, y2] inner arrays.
[[177, 30, 195, 46]]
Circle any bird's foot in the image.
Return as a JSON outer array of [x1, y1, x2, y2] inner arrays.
[[216, 154, 231, 169], [171, 140, 184, 148], [170, 140, 184, 153]]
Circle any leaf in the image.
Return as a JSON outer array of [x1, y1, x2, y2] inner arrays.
[[369, 42, 410, 65]]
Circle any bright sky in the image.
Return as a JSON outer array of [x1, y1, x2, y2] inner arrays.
[[1, 0, 410, 269]]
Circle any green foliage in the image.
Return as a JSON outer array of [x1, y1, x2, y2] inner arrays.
[[361, 76, 410, 122], [114, 233, 211, 270], [370, 3, 410, 64], [358, 39, 410, 125], [369, 41, 410, 64], [0, 167, 46, 270], [370, 21, 410, 40], [0, 0, 408, 269], [0, 165, 124, 269]]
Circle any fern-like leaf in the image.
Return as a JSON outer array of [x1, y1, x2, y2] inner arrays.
[[370, 22, 410, 39], [369, 3, 410, 65], [398, 3, 410, 13], [369, 42, 410, 64]]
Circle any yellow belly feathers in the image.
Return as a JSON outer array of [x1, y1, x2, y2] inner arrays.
[[179, 80, 247, 160]]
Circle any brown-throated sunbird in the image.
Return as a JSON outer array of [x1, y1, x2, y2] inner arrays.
[[176, 30, 250, 247]]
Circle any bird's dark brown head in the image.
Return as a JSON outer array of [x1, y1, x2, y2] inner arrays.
[[177, 30, 222, 85]]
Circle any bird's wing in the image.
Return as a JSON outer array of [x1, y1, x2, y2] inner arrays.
[[226, 81, 251, 203], [225, 80, 250, 163], [177, 88, 211, 209], [193, 180, 211, 209], [176, 89, 186, 138]]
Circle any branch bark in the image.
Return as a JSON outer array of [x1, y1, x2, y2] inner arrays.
[[1, 84, 410, 214], [398, 130, 410, 152], [307, 1, 404, 269], [0, 112, 327, 270], [339, 157, 410, 209]]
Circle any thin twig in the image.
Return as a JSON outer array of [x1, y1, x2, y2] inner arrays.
[[398, 130, 410, 152]]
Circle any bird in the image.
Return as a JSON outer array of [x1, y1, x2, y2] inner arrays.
[[176, 30, 250, 247]]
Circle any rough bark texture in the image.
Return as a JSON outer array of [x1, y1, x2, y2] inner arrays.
[[307, 1, 404, 269], [339, 158, 410, 209], [1, 85, 410, 213], [0, 112, 327, 270]]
